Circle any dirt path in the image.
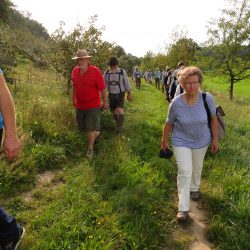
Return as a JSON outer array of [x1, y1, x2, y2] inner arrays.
[[187, 199, 212, 250], [22, 170, 64, 203], [163, 196, 213, 250]]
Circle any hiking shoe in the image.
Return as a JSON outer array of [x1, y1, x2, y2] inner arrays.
[[115, 128, 122, 134], [86, 148, 94, 160], [1, 226, 25, 250], [190, 191, 200, 201], [176, 211, 188, 222]]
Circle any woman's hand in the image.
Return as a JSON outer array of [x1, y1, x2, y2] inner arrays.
[[161, 140, 169, 152], [211, 116, 218, 153], [161, 123, 173, 152], [211, 138, 219, 153]]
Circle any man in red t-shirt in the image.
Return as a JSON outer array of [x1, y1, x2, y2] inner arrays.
[[71, 49, 108, 159]]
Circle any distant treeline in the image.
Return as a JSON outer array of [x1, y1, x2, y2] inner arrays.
[[1, 0, 249, 99]]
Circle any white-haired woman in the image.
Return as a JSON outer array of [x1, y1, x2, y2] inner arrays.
[[161, 66, 219, 222]]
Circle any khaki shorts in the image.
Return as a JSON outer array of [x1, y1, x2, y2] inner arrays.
[[109, 92, 125, 111], [76, 108, 101, 132]]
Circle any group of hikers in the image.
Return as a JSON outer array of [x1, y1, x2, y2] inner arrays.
[[0, 48, 220, 249], [72, 50, 220, 222], [72, 50, 132, 159], [132, 61, 186, 104], [132, 68, 162, 90]]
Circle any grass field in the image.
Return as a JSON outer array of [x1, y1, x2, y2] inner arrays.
[[203, 75, 250, 101], [0, 63, 249, 249]]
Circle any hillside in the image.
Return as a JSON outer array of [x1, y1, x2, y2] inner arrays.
[[0, 1, 49, 73]]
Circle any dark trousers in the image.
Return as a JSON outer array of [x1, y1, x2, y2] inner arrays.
[[165, 86, 170, 102], [0, 128, 3, 146], [0, 130, 20, 241], [155, 78, 160, 89], [0, 207, 20, 240], [135, 78, 141, 89]]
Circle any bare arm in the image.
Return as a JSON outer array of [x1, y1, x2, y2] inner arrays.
[[101, 89, 109, 110], [0, 75, 21, 160], [161, 123, 173, 151], [211, 116, 219, 153], [123, 71, 132, 101], [72, 84, 77, 108], [127, 90, 132, 101]]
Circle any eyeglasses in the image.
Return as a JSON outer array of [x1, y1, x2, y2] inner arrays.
[[184, 82, 200, 86]]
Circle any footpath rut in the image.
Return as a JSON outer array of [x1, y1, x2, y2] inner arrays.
[[188, 199, 212, 250]]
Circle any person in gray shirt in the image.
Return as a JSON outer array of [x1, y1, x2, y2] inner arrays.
[[161, 66, 219, 222], [104, 57, 132, 133]]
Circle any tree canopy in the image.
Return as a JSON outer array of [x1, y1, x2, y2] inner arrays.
[[206, 0, 250, 99]]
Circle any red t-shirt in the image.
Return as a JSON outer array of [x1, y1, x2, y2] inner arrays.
[[72, 65, 106, 110]]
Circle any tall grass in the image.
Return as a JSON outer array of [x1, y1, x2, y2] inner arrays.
[[203, 75, 250, 101], [0, 63, 249, 249]]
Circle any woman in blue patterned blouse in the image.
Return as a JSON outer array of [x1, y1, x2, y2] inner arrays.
[[161, 66, 219, 222]]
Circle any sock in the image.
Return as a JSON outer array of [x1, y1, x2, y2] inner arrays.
[[113, 114, 119, 129], [117, 114, 124, 132]]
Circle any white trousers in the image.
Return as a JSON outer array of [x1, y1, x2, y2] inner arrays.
[[173, 146, 208, 212]]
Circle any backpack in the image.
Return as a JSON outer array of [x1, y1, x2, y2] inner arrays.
[[202, 92, 225, 140], [180, 85, 184, 94], [134, 70, 141, 79], [169, 76, 178, 98], [105, 69, 126, 93], [164, 72, 170, 85]]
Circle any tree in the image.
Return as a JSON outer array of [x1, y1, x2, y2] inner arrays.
[[141, 51, 155, 71], [9, 9, 49, 40], [114, 45, 126, 58], [207, 0, 250, 99], [48, 16, 114, 93], [0, 2, 50, 74], [110, 46, 141, 75], [0, 23, 17, 74], [166, 38, 199, 68], [119, 54, 141, 75], [140, 27, 199, 71], [154, 53, 169, 70], [0, 0, 13, 22]]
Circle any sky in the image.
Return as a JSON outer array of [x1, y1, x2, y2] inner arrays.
[[12, 0, 226, 57]]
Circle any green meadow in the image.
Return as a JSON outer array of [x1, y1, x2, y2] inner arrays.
[[203, 75, 250, 101], [0, 62, 249, 249]]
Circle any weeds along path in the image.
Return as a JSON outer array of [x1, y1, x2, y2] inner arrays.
[[4, 74, 250, 249], [3, 78, 214, 249]]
